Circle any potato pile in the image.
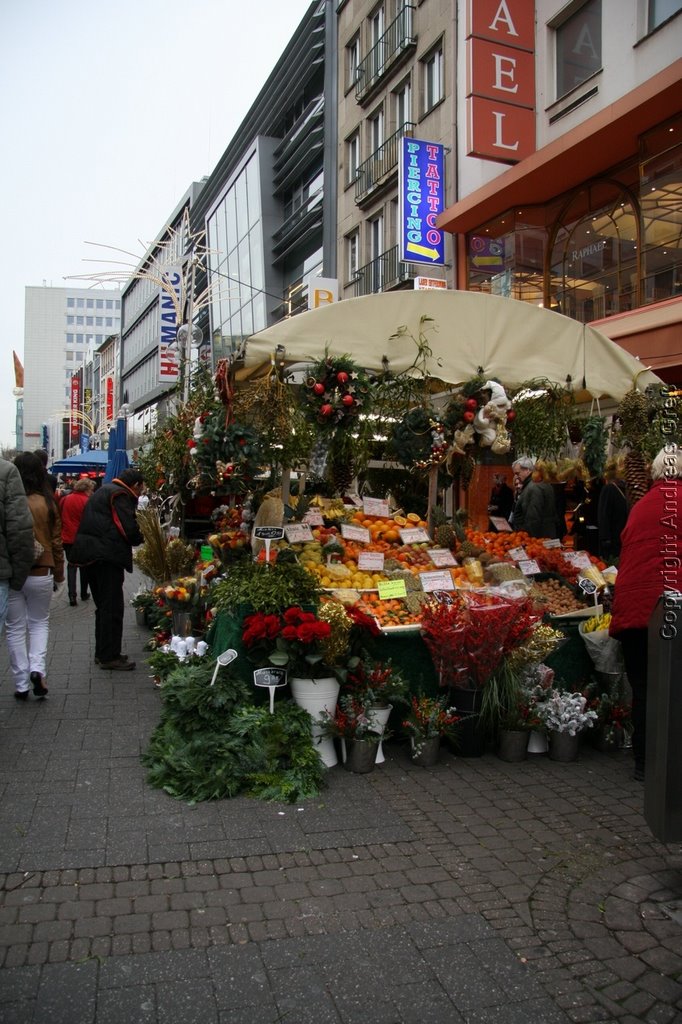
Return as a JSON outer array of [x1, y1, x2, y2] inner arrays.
[[530, 578, 586, 616]]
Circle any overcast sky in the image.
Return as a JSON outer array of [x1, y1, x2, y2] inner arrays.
[[0, 0, 312, 450]]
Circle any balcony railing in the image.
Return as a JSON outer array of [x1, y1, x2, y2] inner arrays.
[[355, 5, 416, 102], [353, 244, 422, 297], [355, 122, 415, 203]]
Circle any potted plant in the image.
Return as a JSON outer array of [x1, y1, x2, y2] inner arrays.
[[401, 694, 459, 767], [585, 688, 632, 752], [535, 689, 598, 761], [131, 588, 156, 628], [320, 695, 383, 773], [343, 655, 409, 764], [496, 684, 541, 762]]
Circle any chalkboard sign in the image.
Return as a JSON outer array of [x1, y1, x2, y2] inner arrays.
[[578, 578, 597, 595], [253, 526, 285, 540], [253, 667, 288, 688]]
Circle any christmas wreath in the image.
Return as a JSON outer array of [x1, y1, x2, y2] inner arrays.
[[189, 411, 266, 494], [389, 407, 449, 471], [302, 354, 371, 428]]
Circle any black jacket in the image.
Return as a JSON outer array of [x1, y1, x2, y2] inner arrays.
[[69, 479, 143, 572]]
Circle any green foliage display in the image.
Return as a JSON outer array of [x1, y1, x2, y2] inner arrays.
[[510, 379, 574, 459], [211, 560, 321, 616], [142, 661, 325, 803], [580, 415, 609, 478], [191, 415, 266, 495]]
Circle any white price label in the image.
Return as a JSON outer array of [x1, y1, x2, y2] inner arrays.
[[362, 497, 390, 518], [399, 527, 431, 544], [564, 551, 593, 569], [284, 524, 314, 543], [518, 559, 541, 575], [428, 548, 456, 567], [419, 570, 454, 593], [358, 551, 384, 570], [341, 523, 371, 543], [508, 546, 528, 561], [302, 508, 323, 526], [489, 516, 512, 532], [543, 538, 562, 548]]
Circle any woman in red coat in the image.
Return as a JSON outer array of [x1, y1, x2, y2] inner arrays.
[[610, 444, 682, 780], [60, 477, 95, 606]]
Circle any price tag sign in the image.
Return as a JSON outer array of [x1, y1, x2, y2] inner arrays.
[[508, 546, 528, 561], [564, 551, 593, 569], [253, 666, 288, 715], [341, 523, 370, 543], [489, 516, 512, 532], [363, 497, 390, 518], [428, 548, 456, 567], [578, 578, 597, 595], [358, 551, 384, 570], [399, 527, 430, 544], [253, 526, 284, 540], [284, 523, 314, 543], [377, 579, 407, 600], [345, 494, 363, 507], [543, 538, 563, 549], [419, 570, 454, 593], [518, 559, 541, 575], [302, 508, 323, 526]]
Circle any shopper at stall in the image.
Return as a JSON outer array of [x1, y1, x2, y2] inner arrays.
[[0, 456, 34, 637], [609, 444, 682, 781], [510, 457, 558, 537], [60, 477, 95, 605], [5, 452, 64, 700], [597, 460, 629, 562], [487, 473, 514, 523], [68, 469, 144, 671]]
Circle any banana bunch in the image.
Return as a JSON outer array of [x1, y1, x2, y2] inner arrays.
[[582, 611, 612, 633]]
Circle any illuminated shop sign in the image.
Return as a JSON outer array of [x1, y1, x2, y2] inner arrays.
[[466, 0, 536, 163], [159, 266, 182, 384], [399, 138, 445, 266], [469, 235, 505, 273], [70, 374, 81, 440]]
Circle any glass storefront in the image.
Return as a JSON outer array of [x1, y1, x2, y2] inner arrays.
[[466, 115, 681, 324]]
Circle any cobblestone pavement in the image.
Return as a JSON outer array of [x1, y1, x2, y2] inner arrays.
[[1, 580, 681, 1023]]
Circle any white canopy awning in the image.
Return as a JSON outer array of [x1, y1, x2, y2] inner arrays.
[[242, 291, 661, 403]]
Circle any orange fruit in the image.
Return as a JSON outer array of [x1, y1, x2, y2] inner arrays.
[[407, 512, 421, 523], [393, 515, 408, 526]]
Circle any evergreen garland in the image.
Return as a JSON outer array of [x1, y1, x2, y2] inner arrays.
[[191, 413, 267, 494], [142, 661, 325, 804]]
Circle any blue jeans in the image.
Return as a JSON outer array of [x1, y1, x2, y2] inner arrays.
[[0, 580, 9, 634]]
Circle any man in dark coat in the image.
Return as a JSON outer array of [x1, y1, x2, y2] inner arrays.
[[511, 457, 558, 538], [69, 469, 144, 670]]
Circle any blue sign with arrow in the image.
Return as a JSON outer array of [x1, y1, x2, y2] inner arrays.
[[399, 137, 445, 266]]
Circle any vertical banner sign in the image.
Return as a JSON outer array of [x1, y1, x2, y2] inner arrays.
[[105, 377, 114, 422], [158, 267, 182, 384], [466, 0, 536, 163], [399, 138, 445, 266], [70, 375, 81, 440]]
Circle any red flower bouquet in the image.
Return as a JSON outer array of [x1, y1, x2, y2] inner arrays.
[[242, 606, 333, 679]]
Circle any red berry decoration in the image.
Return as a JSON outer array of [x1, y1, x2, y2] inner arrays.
[[312, 382, 325, 396], [341, 394, 354, 407], [336, 371, 349, 385], [320, 404, 334, 417], [463, 411, 475, 423], [465, 397, 478, 411], [506, 410, 516, 421]]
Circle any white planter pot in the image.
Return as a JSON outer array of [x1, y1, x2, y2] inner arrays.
[[366, 704, 392, 764], [290, 677, 340, 768]]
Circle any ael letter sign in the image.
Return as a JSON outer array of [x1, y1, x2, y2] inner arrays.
[[466, 0, 536, 164]]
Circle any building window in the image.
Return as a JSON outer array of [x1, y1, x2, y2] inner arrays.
[[422, 44, 443, 113], [96, 299, 104, 309], [370, 4, 384, 48], [368, 108, 384, 154], [67, 315, 74, 325], [555, 0, 602, 100], [347, 131, 361, 185], [106, 300, 113, 309], [77, 298, 84, 308], [347, 230, 360, 282], [66, 333, 74, 343], [86, 299, 94, 308], [649, 0, 682, 28], [67, 298, 75, 308], [346, 34, 361, 90], [394, 79, 412, 131]]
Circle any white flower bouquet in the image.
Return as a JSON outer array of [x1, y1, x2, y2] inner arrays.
[[535, 689, 598, 736]]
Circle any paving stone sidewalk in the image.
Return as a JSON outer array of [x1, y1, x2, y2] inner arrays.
[[1, 579, 681, 1023]]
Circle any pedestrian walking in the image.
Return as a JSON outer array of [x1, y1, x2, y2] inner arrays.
[[5, 452, 64, 700], [0, 456, 35, 637], [68, 469, 144, 671], [609, 443, 682, 780], [60, 477, 95, 605]]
